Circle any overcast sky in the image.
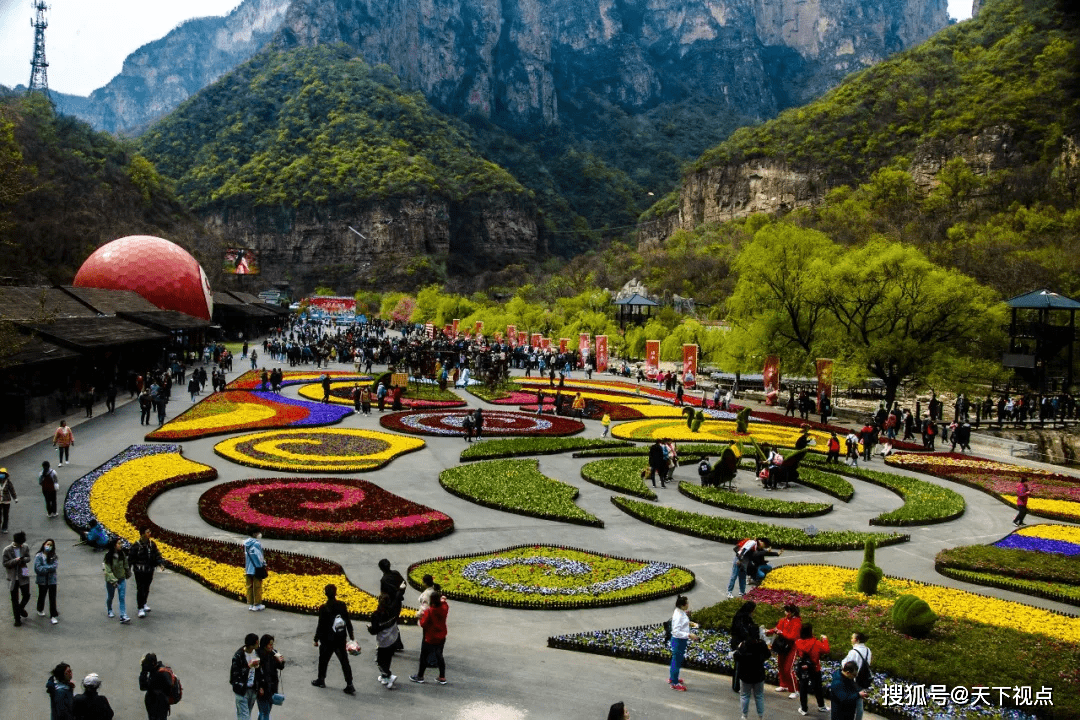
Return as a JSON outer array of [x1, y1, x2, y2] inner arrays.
[[1, 0, 974, 97]]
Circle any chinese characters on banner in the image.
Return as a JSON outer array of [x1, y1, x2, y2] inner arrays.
[[494, 331, 503, 343], [474, 321, 484, 337], [518, 331, 528, 346], [443, 324, 452, 338], [425, 323, 435, 339], [540, 337, 551, 350], [532, 333, 543, 348], [763, 355, 781, 406], [815, 358, 834, 412], [559, 338, 568, 353], [682, 344, 698, 387], [645, 340, 660, 378], [595, 335, 609, 373], [452, 319, 460, 336], [506, 325, 516, 346], [579, 334, 591, 368]]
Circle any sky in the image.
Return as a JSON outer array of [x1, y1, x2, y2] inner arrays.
[[0, 0, 974, 97]]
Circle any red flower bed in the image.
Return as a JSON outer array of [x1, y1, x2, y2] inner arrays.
[[326, 385, 465, 408], [199, 478, 454, 543], [380, 410, 585, 437], [146, 390, 353, 441], [226, 369, 372, 391]]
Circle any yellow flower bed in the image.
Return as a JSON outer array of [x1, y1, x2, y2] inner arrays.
[[885, 454, 1052, 475], [88, 452, 404, 617], [1018, 524, 1080, 544], [630, 404, 703, 418], [155, 402, 277, 433], [297, 380, 374, 404], [762, 564, 1080, 643], [1001, 494, 1080, 521], [517, 381, 652, 405], [610, 418, 831, 450], [214, 428, 426, 472]]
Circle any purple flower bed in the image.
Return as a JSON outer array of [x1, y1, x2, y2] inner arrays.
[[64, 444, 178, 532], [994, 535, 1080, 556]]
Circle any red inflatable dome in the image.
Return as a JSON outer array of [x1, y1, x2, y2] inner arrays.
[[74, 235, 214, 321]]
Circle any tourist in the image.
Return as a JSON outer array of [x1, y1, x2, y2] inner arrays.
[[230, 633, 262, 720], [0, 468, 17, 533], [842, 633, 873, 720], [825, 433, 840, 464], [258, 634, 285, 718], [46, 662, 75, 719], [463, 412, 474, 442], [473, 407, 484, 439], [668, 594, 699, 691], [4, 530, 31, 626], [734, 633, 771, 720], [608, 701, 629, 720], [829, 661, 864, 720], [765, 604, 801, 697], [746, 544, 783, 585], [312, 584, 355, 694], [244, 529, 266, 611], [72, 673, 114, 719], [81, 519, 111, 550], [727, 537, 767, 598], [729, 600, 759, 650], [139, 390, 152, 425], [368, 592, 400, 689], [416, 573, 437, 610], [53, 420, 74, 465], [321, 374, 331, 403], [351, 383, 361, 413], [102, 537, 132, 624], [648, 440, 667, 488], [128, 527, 163, 618], [793, 624, 830, 714], [40, 461, 60, 518], [601, 412, 611, 437], [410, 587, 449, 685], [34, 538, 59, 624], [139, 653, 171, 720], [844, 431, 860, 467], [1013, 478, 1031, 526]]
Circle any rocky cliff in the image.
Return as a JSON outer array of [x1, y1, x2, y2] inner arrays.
[[54, 0, 289, 133]]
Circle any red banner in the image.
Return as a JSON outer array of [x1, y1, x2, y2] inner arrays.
[[595, 335, 609, 373], [452, 319, 460, 336], [815, 358, 834, 413], [507, 325, 516, 346], [559, 338, 568, 353], [763, 355, 781, 406], [540, 337, 551, 350], [532, 333, 542, 348], [518, 331, 528, 346], [425, 323, 435, 339], [645, 340, 660, 378], [307, 296, 355, 316], [474, 321, 483, 337], [579, 334, 591, 368], [682, 344, 698, 388], [494, 331, 503, 343], [443, 324, 452, 337]]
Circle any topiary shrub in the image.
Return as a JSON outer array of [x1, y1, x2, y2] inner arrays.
[[891, 594, 938, 637], [856, 538, 884, 594], [736, 407, 752, 434], [691, 411, 704, 433]]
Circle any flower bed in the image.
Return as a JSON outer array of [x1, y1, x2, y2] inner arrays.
[[145, 391, 353, 441], [801, 455, 965, 526], [579, 458, 658, 500], [885, 452, 1080, 522], [611, 418, 833, 450], [198, 477, 454, 543], [571, 443, 739, 460], [214, 428, 425, 472], [227, 369, 372, 390], [440, 459, 603, 527], [63, 445, 413, 620], [611, 497, 907, 549], [298, 380, 466, 407], [460, 438, 631, 461], [518, 377, 711, 407], [407, 545, 694, 609], [679, 483, 832, 518], [380, 409, 584, 437], [792, 466, 855, 502]]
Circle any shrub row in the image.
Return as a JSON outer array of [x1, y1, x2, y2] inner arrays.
[[678, 483, 832, 518]]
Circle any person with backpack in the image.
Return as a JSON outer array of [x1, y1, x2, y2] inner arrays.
[[311, 584, 355, 695], [46, 662, 75, 720], [829, 661, 865, 720], [40, 461, 60, 519], [842, 632, 873, 720], [793, 624, 830, 715], [244, 529, 266, 612], [72, 673, 114, 720], [128, 527, 163, 619], [0, 468, 17, 533], [257, 634, 285, 719], [139, 653, 178, 720], [844, 431, 860, 468]]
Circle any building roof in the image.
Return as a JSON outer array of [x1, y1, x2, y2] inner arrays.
[[614, 292, 659, 307], [18, 317, 168, 351], [59, 286, 162, 314], [1006, 289, 1080, 310], [0, 286, 99, 320], [0, 335, 80, 368], [118, 310, 212, 332]]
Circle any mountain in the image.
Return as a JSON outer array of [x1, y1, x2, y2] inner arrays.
[[54, 0, 290, 134], [0, 90, 223, 286], [635, 0, 1080, 297], [138, 44, 538, 292]]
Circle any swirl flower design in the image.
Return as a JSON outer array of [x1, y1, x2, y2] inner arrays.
[[380, 410, 584, 437], [611, 418, 832, 449], [146, 390, 353, 441], [214, 428, 425, 472]]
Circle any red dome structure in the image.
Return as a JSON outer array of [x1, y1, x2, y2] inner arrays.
[[74, 236, 214, 321]]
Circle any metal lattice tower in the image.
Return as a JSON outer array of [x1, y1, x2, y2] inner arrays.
[[28, 1, 50, 96]]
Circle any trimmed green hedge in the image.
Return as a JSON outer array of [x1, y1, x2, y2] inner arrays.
[[936, 544, 1080, 585], [679, 483, 832, 518], [936, 566, 1080, 607], [460, 437, 631, 461], [465, 381, 522, 403], [803, 456, 965, 525], [610, 497, 907, 550], [440, 459, 603, 527], [792, 466, 855, 502], [580, 458, 659, 500]]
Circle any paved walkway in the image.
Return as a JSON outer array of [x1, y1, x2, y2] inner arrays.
[[0, 350, 1074, 720]]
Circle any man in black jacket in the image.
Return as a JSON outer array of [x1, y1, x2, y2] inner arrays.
[[311, 584, 355, 695], [230, 633, 261, 719], [648, 440, 667, 488], [128, 527, 162, 618]]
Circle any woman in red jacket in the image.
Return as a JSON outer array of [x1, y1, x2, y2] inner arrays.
[[765, 604, 802, 696], [410, 590, 449, 685], [793, 623, 830, 714]]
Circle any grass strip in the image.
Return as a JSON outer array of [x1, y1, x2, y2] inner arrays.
[[935, 544, 1080, 585], [460, 437, 631, 461], [679, 483, 832, 518], [791, 466, 855, 502], [580, 458, 659, 500]]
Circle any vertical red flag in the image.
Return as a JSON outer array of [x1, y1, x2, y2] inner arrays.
[[531, 333, 542, 348], [443, 324, 452, 337], [507, 325, 516, 346], [682, 344, 698, 388], [579, 334, 591, 368], [595, 335, 609, 373], [763, 355, 781, 406], [815, 359, 834, 412], [474, 321, 483, 337], [541, 337, 551, 350], [559, 338, 568, 353], [518, 331, 528, 346], [452, 319, 460, 336], [645, 340, 660, 378], [494, 331, 503, 343]]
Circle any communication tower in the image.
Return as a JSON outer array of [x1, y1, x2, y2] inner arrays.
[[28, 1, 51, 97]]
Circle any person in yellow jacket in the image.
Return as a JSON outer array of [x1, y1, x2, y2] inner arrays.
[[601, 413, 612, 437]]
